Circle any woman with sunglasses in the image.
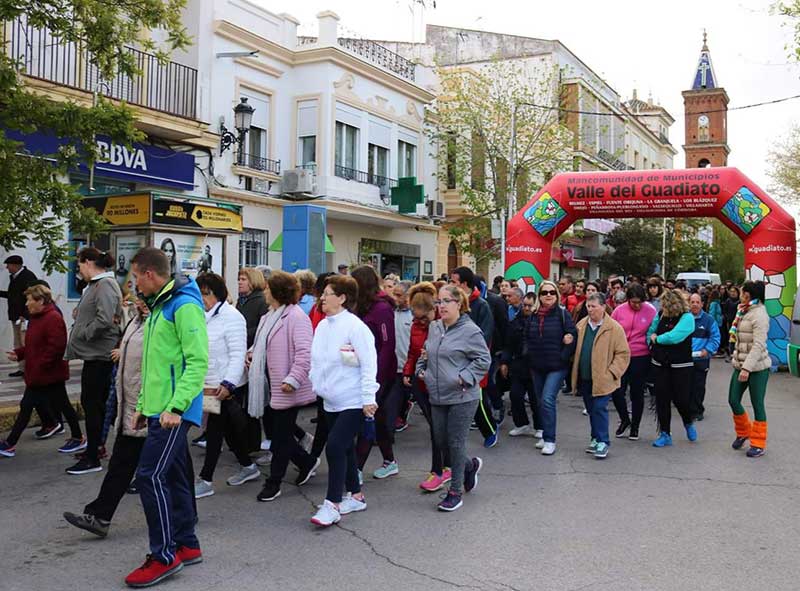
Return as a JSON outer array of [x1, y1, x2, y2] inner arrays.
[[416, 285, 490, 511], [525, 280, 577, 455]]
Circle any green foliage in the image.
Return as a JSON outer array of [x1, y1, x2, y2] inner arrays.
[[0, 1, 189, 272], [775, 1, 800, 60], [767, 124, 800, 205], [709, 219, 745, 283], [600, 218, 716, 279], [428, 59, 573, 262]]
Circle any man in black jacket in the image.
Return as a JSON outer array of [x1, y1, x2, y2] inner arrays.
[[1, 255, 37, 377], [450, 267, 499, 448], [478, 275, 509, 425]]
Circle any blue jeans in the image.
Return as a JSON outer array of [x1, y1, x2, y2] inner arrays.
[[532, 368, 567, 443], [579, 380, 611, 445]]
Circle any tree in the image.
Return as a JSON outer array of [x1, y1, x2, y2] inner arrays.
[[708, 219, 745, 283], [0, 1, 190, 272], [428, 59, 573, 263], [599, 219, 663, 278], [600, 217, 714, 278], [767, 124, 800, 206], [776, 1, 800, 59]]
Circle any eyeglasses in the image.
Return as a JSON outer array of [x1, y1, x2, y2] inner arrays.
[[539, 290, 557, 296], [434, 298, 458, 306]]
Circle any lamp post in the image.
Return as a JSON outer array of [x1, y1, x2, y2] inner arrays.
[[220, 97, 255, 166]]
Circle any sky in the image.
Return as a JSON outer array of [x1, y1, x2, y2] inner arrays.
[[259, 0, 800, 206]]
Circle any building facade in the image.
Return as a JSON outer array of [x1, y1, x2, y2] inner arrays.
[[383, 25, 677, 281], [0, 2, 445, 349]]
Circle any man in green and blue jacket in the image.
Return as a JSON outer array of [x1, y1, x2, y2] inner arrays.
[[125, 247, 208, 588]]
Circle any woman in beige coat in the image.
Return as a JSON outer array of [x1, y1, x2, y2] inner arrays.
[[63, 299, 149, 538], [728, 280, 771, 458]]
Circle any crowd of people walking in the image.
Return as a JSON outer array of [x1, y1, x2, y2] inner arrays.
[[0, 249, 773, 587]]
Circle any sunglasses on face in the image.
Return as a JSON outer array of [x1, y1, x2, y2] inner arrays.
[[539, 290, 558, 297]]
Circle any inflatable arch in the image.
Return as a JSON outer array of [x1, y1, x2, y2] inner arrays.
[[505, 167, 797, 367]]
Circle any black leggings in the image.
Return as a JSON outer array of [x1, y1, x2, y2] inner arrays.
[[7, 382, 80, 445], [267, 406, 315, 485], [414, 385, 451, 475], [611, 355, 650, 430], [310, 397, 328, 459], [654, 364, 694, 434], [199, 398, 253, 482], [356, 380, 398, 468], [81, 360, 114, 461]]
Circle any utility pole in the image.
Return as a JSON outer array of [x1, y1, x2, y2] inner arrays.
[[661, 218, 667, 277], [503, 103, 518, 275]]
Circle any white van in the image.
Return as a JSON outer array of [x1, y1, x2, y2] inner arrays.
[[676, 272, 721, 288]]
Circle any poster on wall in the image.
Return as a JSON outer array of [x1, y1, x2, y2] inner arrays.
[[113, 235, 146, 294], [154, 232, 223, 278]]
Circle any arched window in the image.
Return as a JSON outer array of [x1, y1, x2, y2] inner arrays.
[[698, 158, 711, 168], [447, 241, 458, 274]]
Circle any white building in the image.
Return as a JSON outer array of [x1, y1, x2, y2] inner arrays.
[[0, 2, 444, 350], [197, 1, 441, 282]]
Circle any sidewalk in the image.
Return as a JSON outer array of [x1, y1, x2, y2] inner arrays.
[[0, 360, 83, 431]]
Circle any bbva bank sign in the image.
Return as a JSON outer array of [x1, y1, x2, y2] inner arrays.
[[96, 140, 148, 171]]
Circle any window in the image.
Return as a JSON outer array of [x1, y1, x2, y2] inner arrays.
[[368, 143, 389, 183], [239, 228, 269, 267], [446, 134, 456, 189], [335, 121, 358, 171], [297, 99, 318, 168], [239, 91, 270, 169], [398, 140, 416, 178], [299, 135, 316, 167]]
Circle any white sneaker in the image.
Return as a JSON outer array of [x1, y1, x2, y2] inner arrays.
[[260, 438, 272, 451], [581, 409, 589, 416], [310, 499, 341, 527], [509, 424, 534, 437], [255, 451, 272, 466], [535, 439, 545, 449], [226, 463, 260, 486], [541, 442, 556, 455], [339, 493, 367, 515], [533, 429, 543, 439]]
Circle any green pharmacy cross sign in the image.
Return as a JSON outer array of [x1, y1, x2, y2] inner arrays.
[[391, 176, 425, 214]]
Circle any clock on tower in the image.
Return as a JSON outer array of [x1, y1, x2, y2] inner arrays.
[[682, 31, 729, 168]]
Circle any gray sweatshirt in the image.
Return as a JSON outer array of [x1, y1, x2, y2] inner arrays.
[[416, 314, 491, 406], [66, 272, 122, 361]]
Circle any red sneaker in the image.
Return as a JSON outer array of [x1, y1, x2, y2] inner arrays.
[[176, 545, 203, 566], [125, 555, 183, 588]]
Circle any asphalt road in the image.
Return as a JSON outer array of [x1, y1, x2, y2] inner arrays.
[[2, 360, 800, 591]]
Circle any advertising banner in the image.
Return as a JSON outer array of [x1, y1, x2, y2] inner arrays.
[[114, 235, 147, 293], [152, 198, 242, 232], [154, 232, 223, 278], [505, 167, 797, 367], [84, 194, 151, 226]]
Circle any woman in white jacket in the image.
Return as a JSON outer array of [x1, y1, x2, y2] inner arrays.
[[193, 273, 255, 498], [309, 275, 379, 527]]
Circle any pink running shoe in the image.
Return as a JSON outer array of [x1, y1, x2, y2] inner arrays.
[[419, 472, 446, 492]]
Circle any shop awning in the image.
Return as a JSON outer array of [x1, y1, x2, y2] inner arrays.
[[269, 233, 336, 253]]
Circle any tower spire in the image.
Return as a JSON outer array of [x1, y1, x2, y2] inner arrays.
[[692, 30, 717, 90]]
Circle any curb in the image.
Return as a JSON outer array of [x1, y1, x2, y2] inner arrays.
[[0, 401, 84, 432]]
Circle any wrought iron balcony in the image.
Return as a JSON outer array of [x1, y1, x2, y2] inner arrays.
[[658, 132, 671, 145], [2, 16, 198, 120], [335, 165, 397, 190], [239, 153, 281, 175], [297, 36, 415, 81], [597, 149, 634, 171]]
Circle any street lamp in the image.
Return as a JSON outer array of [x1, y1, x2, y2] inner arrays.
[[220, 97, 255, 165]]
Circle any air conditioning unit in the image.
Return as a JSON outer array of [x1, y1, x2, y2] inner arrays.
[[427, 199, 445, 219], [281, 168, 315, 197]]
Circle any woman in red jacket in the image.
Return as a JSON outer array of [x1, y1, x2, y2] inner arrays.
[[402, 282, 450, 492], [0, 284, 82, 457]]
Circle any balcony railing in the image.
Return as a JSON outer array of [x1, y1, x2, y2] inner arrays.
[[658, 132, 671, 145], [239, 153, 281, 175], [597, 149, 634, 171], [335, 165, 397, 191], [2, 16, 198, 120], [297, 36, 415, 81]]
